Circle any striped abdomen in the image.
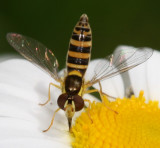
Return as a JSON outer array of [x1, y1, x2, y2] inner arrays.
[[67, 14, 92, 77]]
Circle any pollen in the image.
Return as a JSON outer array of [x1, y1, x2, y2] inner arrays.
[[71, 91, 160, 148]]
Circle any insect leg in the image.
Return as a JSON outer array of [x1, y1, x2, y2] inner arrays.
[[84, 99, 92, 108], [84, 89, 116, 100], [84, 83, 118, 114], [39, 82, 61, 106], [98, 82, 118, 114], [84, 99, 93, 123], [43, 108, 60, 132]]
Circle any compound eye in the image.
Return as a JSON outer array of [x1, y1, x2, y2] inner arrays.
[[73, 95, 84, 111], [57, 93, 68, 110]]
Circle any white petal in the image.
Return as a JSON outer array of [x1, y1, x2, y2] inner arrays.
[[146, 50, 160, 101], [0, 54, 21, 63], [0, 59, 71, 147], [116, 46, 160, 103], [0, 59, 60, 102], [114, 45, 138, 97], [128, 50, 160, 102], [119, 46, 149, 98]]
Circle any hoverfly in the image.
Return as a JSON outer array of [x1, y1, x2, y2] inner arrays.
[[7, 14, 153, 132]]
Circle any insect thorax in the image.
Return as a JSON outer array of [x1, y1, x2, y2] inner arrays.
[[64, 75, 83, 95]]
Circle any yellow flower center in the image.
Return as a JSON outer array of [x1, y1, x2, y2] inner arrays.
[[71, 91, 160, 148]]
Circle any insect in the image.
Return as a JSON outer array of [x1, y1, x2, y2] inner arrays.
[[7, 14, 153, 132]]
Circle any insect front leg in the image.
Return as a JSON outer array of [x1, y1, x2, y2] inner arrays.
[[84, 99, 93, 123], [43, 108, 60, 132], [84, 88, 116, 100], [84, 82, 118, 114], [84, 99, 92, 109], [39, 82, 61, 106]]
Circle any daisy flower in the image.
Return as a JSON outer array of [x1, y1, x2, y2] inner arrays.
[[72, 46, 160, 148], [0, 46, 159, 148]]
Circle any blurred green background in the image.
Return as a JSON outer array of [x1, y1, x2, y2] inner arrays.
[[0, 0, 160, 68]]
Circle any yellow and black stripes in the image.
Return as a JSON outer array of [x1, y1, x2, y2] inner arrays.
[[67, 14, 92, 76], [69, 44, 90, 53]]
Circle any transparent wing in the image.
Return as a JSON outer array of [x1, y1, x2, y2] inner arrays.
[[85, 46, 153, 86], [7, 33, 60, 81]]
